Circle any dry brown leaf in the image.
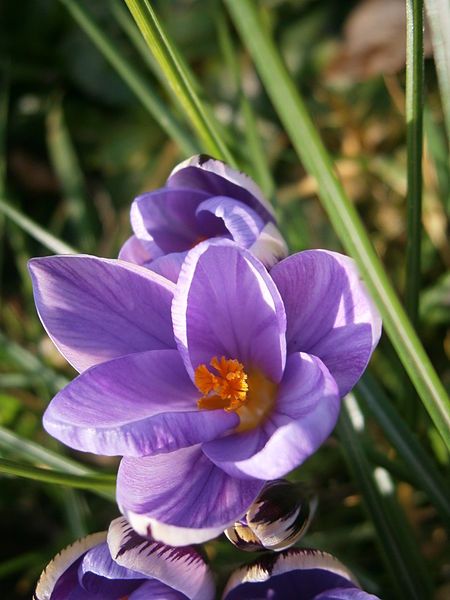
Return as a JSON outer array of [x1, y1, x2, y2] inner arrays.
[[328, 0, 433, 82]]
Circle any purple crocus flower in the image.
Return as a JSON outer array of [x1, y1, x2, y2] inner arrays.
[[222, 549, 380, 600], [119, 154, 288, 280], [29, 239, 381, 545], [34, 516, 215, 600]]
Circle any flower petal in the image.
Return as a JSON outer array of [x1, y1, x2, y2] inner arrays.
[[250, 222, 289, 269], [118, 235, 153, 266], [196, 196, 264, 248], [203, 353, 340, 479], [130, 581, 188, 600], [168, 154, 276, 223], [108, 516, 215, 600], [43, 349, 238, 456], [223, 549, 361, 600], [131, 188, 217, 254], [314, 589, 380, 600], [148, 251, 188, 283], [78, 542, 143, 597], [28, 255, 176, 372], [271, 250, 382, 396], [34, 532, 106, 600], [172, 239, 286, 382], [117, 445, 264, 545]]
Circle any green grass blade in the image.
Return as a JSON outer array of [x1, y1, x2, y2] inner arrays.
[[46, 97, 94, 248], [0, 69, 8, 198], [123, 0, 235, 164], [0, 553, 41, 579], [240, 95, 275, 199], [356, 374, 450, 527], [225, 0, 450, 450], [0, 426, 114, 481], [0, 197, 76, 255], [0, 458, 115, 495], [424, 105, 450, 211], [0, 330, 69, 392], [60, 489, 89, 538], [111, 0, 160, 74], [337, 397, 433, 599], [59, 0, 197, 156], [425, 0, 450, 143], [405, 0, 424, 328], [216, 13, 274, 197]]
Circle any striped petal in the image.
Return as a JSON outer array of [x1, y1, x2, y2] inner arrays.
[[34, 532, 106, 600], [107, 517, 215, 600], [223, 549, 378, 600]]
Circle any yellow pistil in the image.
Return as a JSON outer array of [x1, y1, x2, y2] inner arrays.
[[194, 356, 277, 432]]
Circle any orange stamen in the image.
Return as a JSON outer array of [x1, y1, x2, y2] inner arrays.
[[195, 356, 248, 411]]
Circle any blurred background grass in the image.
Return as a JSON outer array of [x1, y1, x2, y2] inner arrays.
[[0, 0, 449, 598]]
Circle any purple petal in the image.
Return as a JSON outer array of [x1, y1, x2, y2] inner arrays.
[[148, 251, 187, 283], [314, 589, 380, 600], [117, 445, 264, 545], [249, 222, 289, 269], [168, 155, 276, 224], [108, 516, 215, 600], [203, 352, 339, 479], [196, 196, 264, 248], [43, 349, 238, 457], [130, 581, 188, 600], [78, 542, 143, 597], [118, 235, 153, 266], [223, 549, 360, 600], [34, 532, 106, 600], [28, 255, 175, 372], [271, 250, 382, 396], [131, 188, 219, 254], [172, 239, 286, 382]]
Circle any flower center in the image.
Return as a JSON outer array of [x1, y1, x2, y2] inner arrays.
[[194, 356, 277, 432], [195, 356, 248, 411]]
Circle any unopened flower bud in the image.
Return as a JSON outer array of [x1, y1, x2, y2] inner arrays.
[[225, 480, 316, 552]]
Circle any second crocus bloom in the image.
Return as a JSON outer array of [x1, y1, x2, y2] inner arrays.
[[119, 154, 288, 280], [29, 239, 381, 546]]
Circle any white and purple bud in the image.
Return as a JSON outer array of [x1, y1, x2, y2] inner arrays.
[[34, 516, 215, 600], [223, 548, 380, 600], [225, 480, 316, 552]]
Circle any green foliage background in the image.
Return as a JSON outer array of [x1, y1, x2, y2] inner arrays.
[[0, 0, 449, 598]]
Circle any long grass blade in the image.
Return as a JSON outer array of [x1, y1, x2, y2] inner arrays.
[[46, 97, 94, 248], [225, 0, 450, 450], [356, 374, 450, 527], [216, 14, 275, 198], [0, 458, 115, 495], [337, 397, 433, 599], [0, 197, 76, 255], [0, 426, 114, 480], [59, 0, 197, 156], [425, 0, 450, 143], [424, 105, 450, 211], [405, 0, 424, 328], [0, 330, 69, 392], [123, 0, 235, 165]]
